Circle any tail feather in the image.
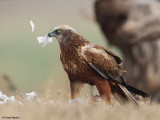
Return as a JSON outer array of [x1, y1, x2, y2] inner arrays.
[[109, 81, 139, 107], [118, 84, 139, 107], [120, 76, 150, 98], [126, 85, 150, 98], [109, 76, 150, 107]]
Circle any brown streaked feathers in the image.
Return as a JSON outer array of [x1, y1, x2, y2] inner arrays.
[[47, 25, 150, 106]]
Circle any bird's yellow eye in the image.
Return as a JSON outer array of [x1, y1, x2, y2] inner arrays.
[[57, 29, 61, 33]]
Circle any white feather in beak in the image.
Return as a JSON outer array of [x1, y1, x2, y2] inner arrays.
[[37, 36, 52, 47]]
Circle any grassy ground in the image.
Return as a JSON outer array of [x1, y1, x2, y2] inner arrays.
[[0, 90, 159, 120], [1, 103, 159, 120], [0, 80, 158, 120]]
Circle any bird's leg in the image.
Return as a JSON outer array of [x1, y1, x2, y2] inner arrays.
[[96, 81, 112, 104], [70, 81, 83, 99]]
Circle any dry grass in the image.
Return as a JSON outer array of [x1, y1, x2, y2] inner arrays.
[[0, 91, 159, 119], [0, 80, 158, 120], [0, 100, 159, 120]]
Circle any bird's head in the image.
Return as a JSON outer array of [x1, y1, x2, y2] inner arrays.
[[47, 25, 77, 43]]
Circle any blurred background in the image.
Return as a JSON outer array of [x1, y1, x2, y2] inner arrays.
[[0, 0, 119, 94], [95, 0, 160, 102]]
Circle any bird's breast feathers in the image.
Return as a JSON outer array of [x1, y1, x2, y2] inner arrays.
[[60, 48, 86, 74]]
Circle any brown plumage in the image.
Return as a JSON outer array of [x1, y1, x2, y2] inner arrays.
[[47, 25, 150, 106]]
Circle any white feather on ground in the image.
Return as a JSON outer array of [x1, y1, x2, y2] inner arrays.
[[25, 91, 37, 102], [69, 98, 84, 104], [0, 91, 15, 104]]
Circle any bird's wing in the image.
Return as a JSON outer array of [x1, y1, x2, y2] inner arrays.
[[103, 48, 122, 64], [81, 44, 125, 84]]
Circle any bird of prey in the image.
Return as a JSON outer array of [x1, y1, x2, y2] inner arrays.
[[47, 25, 150, 106]]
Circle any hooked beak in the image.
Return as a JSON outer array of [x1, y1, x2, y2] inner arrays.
[[47, 31, 57, 37]]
